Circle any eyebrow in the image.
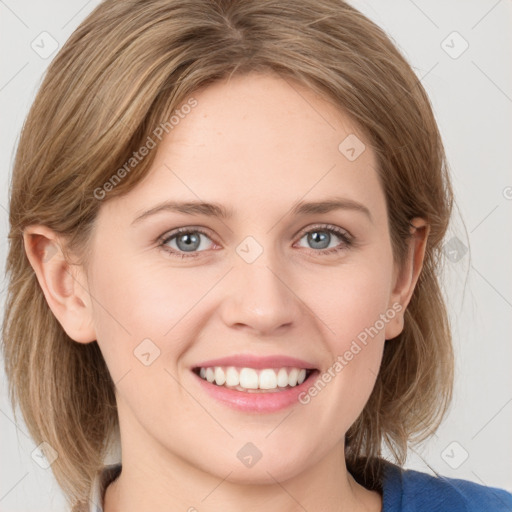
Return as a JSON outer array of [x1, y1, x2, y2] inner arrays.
[[130, 196, 373, 225]]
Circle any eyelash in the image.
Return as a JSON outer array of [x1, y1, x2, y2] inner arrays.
[[157, 224, 354, 260]]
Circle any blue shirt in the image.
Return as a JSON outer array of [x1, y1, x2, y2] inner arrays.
[[89, 459, 512, 511]]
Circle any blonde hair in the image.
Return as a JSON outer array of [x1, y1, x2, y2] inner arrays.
[[2, 0, 454, 508]]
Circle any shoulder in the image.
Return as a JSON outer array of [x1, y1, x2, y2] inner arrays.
[[381, 459, 512, 512]]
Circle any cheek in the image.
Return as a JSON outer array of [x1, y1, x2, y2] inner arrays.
[[299, 254, 394, 425], [308, 256, 394, 349], [88, 253, 218, 375]]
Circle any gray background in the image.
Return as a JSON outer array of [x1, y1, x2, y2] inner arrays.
[[1, 1, 511, 510]]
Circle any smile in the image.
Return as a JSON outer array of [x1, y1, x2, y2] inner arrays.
[[190, 354, 320, 412], [193, 366, 314, 392]]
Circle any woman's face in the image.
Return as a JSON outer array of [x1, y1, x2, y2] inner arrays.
[[83, 72, 408, 482]]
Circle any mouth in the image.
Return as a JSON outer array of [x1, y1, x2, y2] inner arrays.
[[192, 365, 317, 393], [190, 354, 320, 412]]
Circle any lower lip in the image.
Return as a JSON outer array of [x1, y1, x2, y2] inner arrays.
[[192, 370, 319, 413]]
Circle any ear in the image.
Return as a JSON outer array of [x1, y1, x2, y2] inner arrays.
[[385, 217, 430, 341], [22, 225, 96, 344]]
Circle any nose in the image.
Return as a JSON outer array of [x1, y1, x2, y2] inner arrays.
[[219, 257, 302, 336]]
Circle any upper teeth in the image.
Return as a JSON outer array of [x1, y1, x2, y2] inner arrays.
[[197, 366, 309, 390]]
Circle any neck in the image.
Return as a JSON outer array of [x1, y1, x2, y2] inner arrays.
[[104, 447, 381, 512], [103, 405, 382, 512]]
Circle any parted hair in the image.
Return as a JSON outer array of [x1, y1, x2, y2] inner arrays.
[[2, 0, 454, 509]]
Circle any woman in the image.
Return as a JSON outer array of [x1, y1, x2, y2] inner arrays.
[[2, 0, 511, 511]]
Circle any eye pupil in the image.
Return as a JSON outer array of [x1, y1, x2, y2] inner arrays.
[[176, 232, 200, 252], [308, 230, 330, 249]]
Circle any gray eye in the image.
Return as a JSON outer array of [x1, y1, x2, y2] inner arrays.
[[298, 229, 340, 251], [164, 231, 213, 253], [306, 230, 331, 250], [175, 232, 201, 252]]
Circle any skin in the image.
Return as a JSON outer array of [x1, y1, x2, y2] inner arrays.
[[24, 72, 429, 512]]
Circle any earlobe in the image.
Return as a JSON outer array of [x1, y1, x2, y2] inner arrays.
[[385, 313, 404, 341], [385, 217, 430, 340], [22, 225, 96, 344]]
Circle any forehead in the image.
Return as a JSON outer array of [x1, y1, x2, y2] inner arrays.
[[100, 72, 385, 225], [162, 71, 372, 173]]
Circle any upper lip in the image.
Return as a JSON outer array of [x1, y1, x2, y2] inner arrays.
[[192, 354, 318, 370]]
